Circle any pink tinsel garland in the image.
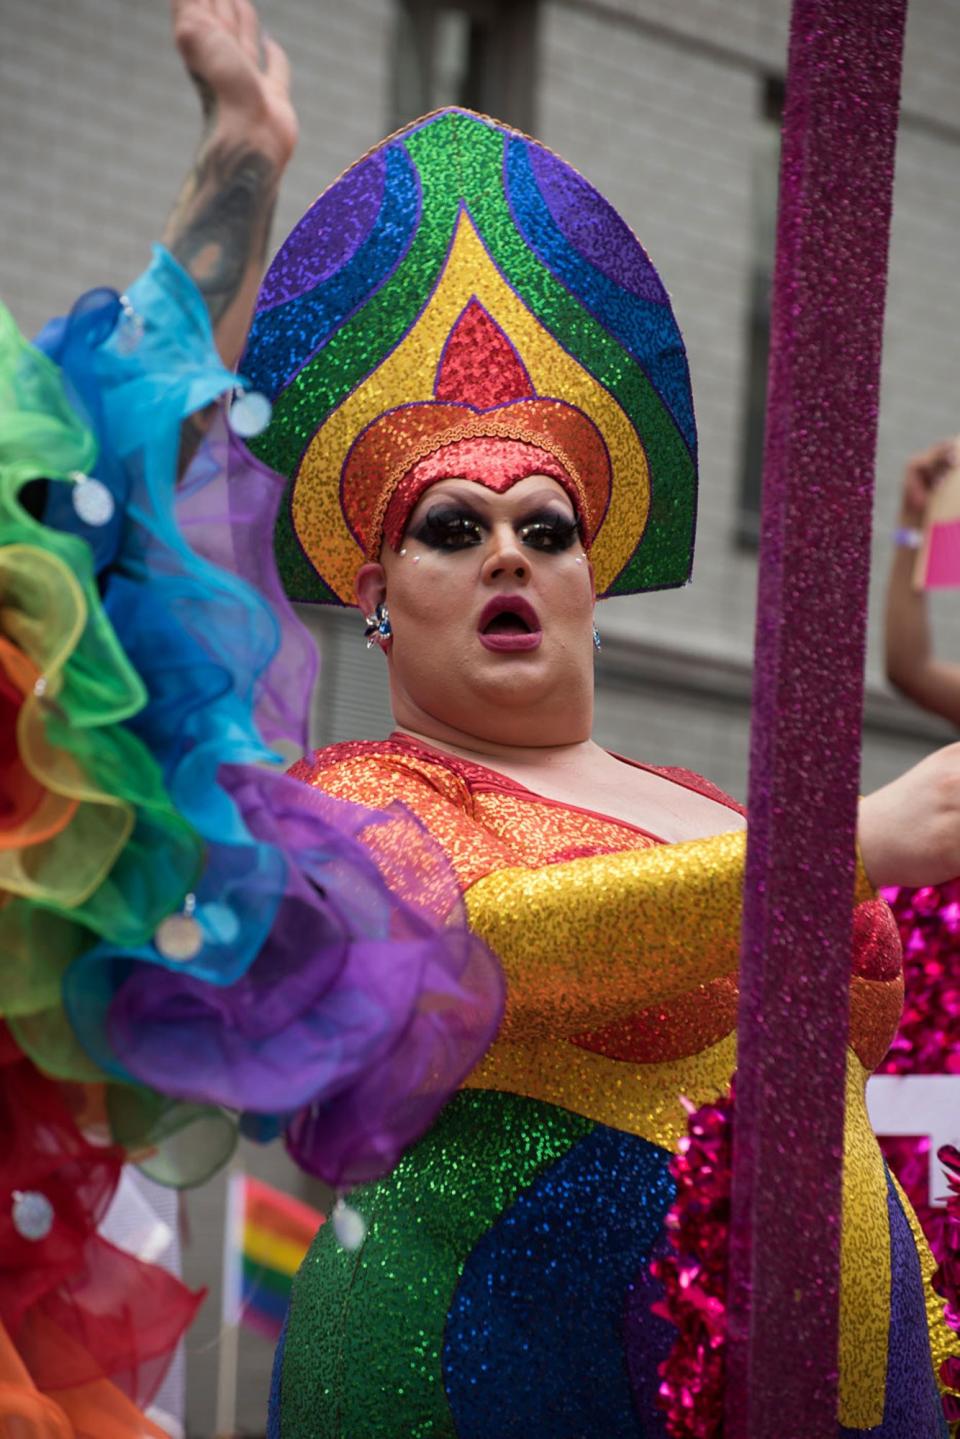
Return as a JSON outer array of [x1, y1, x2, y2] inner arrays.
[[878, 882, 960, 1267], [652, 882, 960, 1430], [933, 1143, 960, 1422], [653, 1094, 960, 1434], [650, 1093, 732, 1437]]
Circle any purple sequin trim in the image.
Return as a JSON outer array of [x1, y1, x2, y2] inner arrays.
[[256, 152, 386, 313], [528, 144, 667, 304]]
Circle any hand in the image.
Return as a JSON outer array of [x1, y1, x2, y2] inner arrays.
[[171, 0, 298, 168], [859, 742, 960, 889], [900, 438, 959, 525]]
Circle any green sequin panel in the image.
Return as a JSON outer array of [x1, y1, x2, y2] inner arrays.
[[279, 1090, 592, 1438], [251, 127, 463, 603], [445, 117, 695, 593]]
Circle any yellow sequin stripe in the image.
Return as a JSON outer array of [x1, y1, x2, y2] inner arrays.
[[838, 1052, 889, 1428], [854, 841, 878, 904], [463, 1045, 895, 1428], [463, 1030, 737, 1150], [889, 1169, 953, 1398], [465, 829, 747, 1036], [293, 210, 650, 603]]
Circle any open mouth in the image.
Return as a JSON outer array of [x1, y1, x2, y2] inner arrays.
[[477, 596, 542, 651], [483, 612, 533, 635]]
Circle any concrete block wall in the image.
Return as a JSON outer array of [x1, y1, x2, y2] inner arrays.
[[537, 0, 960, 795], [0, 0, 395, 338]]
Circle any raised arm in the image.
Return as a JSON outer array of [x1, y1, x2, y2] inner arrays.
[[884, 438, 960, 725], [162, 0, 297, 459]]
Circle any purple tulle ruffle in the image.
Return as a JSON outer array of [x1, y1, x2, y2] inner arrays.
[[106, 749, 503, 1189]]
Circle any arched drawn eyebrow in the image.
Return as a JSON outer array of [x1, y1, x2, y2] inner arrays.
[[408, 484, 576, 526]]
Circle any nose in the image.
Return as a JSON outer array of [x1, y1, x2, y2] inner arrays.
[[480, 521, 530, 584]]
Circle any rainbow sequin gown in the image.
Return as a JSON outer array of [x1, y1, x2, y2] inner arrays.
[[270, 735, 951, 1437]]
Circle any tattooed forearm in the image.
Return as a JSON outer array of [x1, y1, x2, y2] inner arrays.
[[164, 1, 296, 473], [164, 138, 278, 327], [163, 128, 282, 474]]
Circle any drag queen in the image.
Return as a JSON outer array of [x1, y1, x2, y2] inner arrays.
[[246, 106, 957, 1435], [4, 2, 959, 1434]]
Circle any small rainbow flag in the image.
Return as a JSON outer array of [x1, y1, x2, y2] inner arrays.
[[222, 1172, 324, 1341]]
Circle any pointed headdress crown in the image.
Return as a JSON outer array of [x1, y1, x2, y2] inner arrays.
[[241, 108, 697, 605]]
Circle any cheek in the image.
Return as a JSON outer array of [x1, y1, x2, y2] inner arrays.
[[545, 557, 595, 619], [388, 558, 475, 635]]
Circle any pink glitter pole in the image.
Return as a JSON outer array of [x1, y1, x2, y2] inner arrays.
[[725, 2, 907, 1434]]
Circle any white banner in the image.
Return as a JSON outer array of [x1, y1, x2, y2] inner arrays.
[[866, 1073, 960, 1204]]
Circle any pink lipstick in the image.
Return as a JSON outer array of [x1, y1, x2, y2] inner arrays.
[[477, 595, 542, 652]]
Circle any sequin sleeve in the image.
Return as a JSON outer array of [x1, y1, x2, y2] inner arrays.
[[463, 831, 746, 1036], [467, 839, 878, 1038], [294, 747, 878, 1039]]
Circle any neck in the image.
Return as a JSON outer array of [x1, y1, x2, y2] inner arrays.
[[387, 667, 595, 758], [394, 722, 601, 770]]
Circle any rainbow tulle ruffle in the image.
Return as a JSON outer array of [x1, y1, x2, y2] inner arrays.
[[0, 247, 503, 1428]]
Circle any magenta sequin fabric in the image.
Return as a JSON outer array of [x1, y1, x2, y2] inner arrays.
[[880, 881, 960, 1264], [931, 1145, 960, 1421], [727, 2, 908, 1434], [651, 1093, 733, 1438]]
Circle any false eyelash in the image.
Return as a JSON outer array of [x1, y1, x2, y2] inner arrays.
[[517, 512, 580, 550], [413, 506, 485, 549]]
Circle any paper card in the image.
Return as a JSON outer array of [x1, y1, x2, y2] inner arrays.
[[914, 453, 960, 589]]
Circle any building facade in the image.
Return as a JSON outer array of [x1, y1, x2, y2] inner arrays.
[[4, 0, 960, 1430]]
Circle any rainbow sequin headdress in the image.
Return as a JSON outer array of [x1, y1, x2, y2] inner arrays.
[[241, 108, 697, 606]]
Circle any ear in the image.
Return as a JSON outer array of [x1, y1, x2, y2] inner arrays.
[[355, 562, 386, 615], [587, 557, 598, 599]]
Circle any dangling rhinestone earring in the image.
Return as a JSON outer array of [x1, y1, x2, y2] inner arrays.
[[364, 602, 392, 649], [592, 623, 602, 652]]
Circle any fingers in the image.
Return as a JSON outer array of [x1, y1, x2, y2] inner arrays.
[[171, 0, 218, 69], [211, 0, 236, 32], [902, 437, 960, 518], [918, 437, 959, 478], [263, 32, 292, 93], [234, 0, 264, 66]]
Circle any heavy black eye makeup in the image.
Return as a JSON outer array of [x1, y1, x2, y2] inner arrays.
[[516, 509, 579, 551], [409, 502, 580, 553], [411, 504, 486, 549]]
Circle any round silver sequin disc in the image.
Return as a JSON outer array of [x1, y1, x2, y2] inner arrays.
[[72, 475, 115, 528], [154, 912, 203, 963], [228, 389, 273, 438], [12, 1189, 54, 1241], [115, 298, 145, 355], [332, 1200, 367, 1251]]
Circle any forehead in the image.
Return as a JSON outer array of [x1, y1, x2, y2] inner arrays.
[[408, 474, 575, 520]]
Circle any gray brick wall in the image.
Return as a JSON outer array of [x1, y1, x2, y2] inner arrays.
[[4, 1, 960, 1432], [0, 0, 394, 338]]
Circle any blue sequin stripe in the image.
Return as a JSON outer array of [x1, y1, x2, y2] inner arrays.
[[241, 144, 422, 399], [444, 1124, 676, 1438], [838, 1170, 948, 1439], [504, 138, 696, 463]]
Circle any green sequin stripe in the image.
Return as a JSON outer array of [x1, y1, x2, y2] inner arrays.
[[251, 124, 466, 602], [259, 111, 692, 600], [279, 1091, 593, 1439], [453, 119, 695, 593]]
